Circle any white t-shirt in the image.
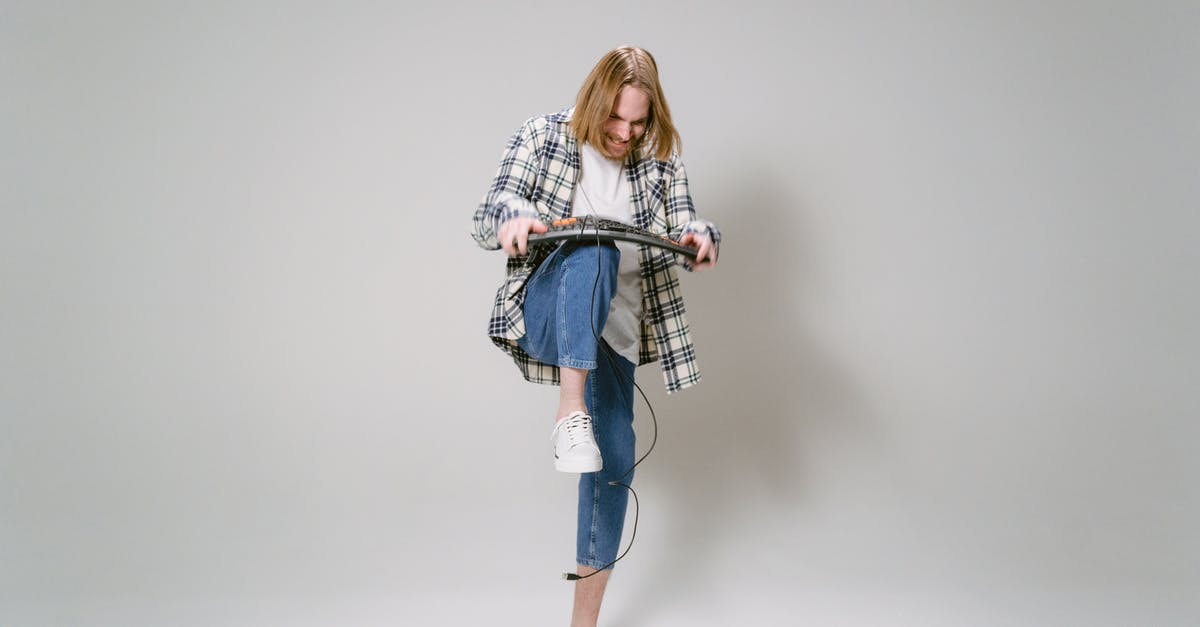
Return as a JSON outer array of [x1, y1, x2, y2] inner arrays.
[[574, 143, 643, 365]]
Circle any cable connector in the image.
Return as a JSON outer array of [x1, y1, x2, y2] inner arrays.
[[563, 572, 581, 581]]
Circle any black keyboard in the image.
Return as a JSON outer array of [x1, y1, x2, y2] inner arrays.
[[527, 217, 698, 258]]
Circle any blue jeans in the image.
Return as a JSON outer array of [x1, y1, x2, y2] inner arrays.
[[518, 243, 637, 570]]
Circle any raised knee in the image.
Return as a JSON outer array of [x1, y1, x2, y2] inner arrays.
[[572, 241, 619, 261], [564, 243, 619, 279]]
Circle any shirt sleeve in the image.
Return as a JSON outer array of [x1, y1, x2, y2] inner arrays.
[[471, 118, 546, 250], [663, 155, 721, 270]]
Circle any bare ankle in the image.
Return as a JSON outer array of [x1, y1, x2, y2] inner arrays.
[[558, 366, 588, 422], [556, 406, 588, 422]]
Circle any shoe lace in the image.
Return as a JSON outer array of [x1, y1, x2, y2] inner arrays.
[[560, 414, 594, 448]]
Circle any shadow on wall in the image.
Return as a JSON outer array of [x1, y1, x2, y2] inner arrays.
[[611, 161, 880, 622]]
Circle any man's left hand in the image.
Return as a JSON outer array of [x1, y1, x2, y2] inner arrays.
[[679, 232, 718, 271]]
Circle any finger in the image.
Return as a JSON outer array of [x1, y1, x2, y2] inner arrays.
[[499, 223, 515, 255], [516, 228, 530, 256], [679, 233, 705, 264], [696, 238, 717, 267]]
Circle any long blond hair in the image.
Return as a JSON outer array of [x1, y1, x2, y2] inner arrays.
[[570, 46, 681, 161]]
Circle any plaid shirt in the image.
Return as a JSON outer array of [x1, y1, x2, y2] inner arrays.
[[471, 108, 721, 394]]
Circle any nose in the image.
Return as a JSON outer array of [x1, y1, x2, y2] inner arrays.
[[614, 123, 631, 141]]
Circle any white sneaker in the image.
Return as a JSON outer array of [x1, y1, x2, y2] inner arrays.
[[552, 411, 602, 473]]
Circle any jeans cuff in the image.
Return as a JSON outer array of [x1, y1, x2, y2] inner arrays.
[[557, 356, 597, 370], [575, 557, 615, 571]]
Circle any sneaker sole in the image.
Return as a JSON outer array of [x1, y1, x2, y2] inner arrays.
[[555, 457, 603, 473]]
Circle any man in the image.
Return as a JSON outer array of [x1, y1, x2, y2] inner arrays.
[[471, 46, 720, 627]]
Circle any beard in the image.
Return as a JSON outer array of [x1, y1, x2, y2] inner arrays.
[[602, 133, 643, 161]]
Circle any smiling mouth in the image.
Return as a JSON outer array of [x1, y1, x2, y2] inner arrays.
[[606, 137, 631, 154], [603, 132, 638, 158]]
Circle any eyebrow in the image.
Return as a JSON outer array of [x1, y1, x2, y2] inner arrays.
[[610, 113, 649, 124]]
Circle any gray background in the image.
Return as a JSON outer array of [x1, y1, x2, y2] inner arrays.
[[3, 1, 1198, 625]]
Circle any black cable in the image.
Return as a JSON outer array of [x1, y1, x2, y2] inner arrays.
[[562, 214, 660, 582]]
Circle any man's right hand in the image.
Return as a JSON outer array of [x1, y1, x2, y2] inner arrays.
[[498, 216, 549, 256]]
